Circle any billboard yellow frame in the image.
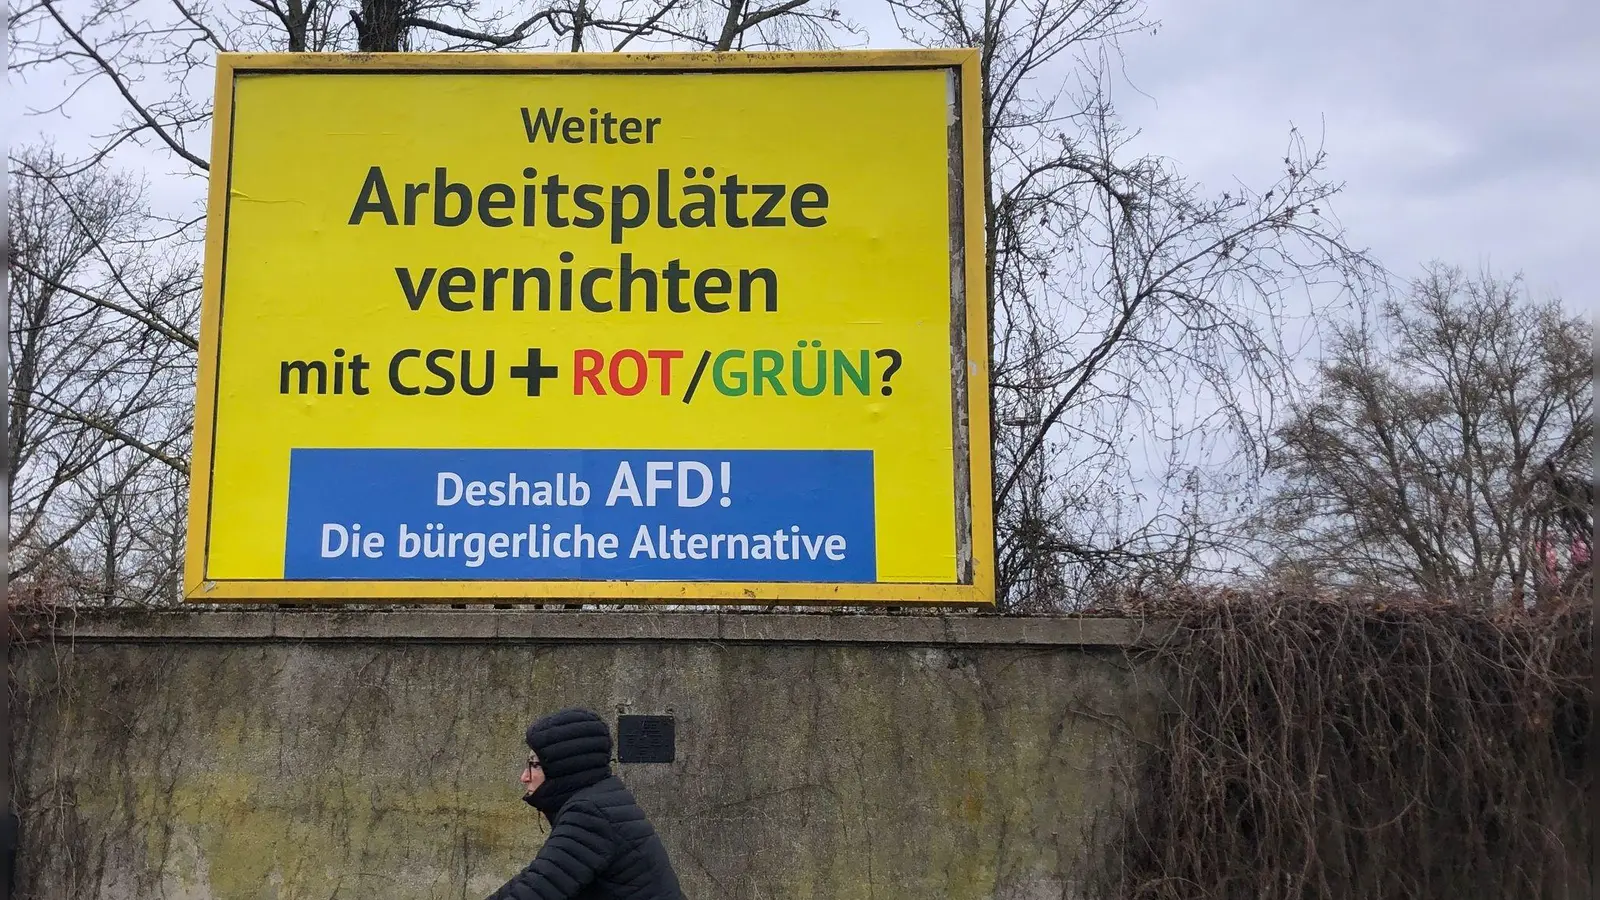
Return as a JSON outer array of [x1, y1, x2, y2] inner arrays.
[[185, 48, 993, 605]]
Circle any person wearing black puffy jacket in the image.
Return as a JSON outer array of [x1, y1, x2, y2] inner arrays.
[[487, 707, 685, 900]]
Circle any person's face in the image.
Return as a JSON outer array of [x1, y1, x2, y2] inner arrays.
[[519, 751, 545, 795]]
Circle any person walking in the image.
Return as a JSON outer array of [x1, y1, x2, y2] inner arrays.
[[487, 707, 685, 900]]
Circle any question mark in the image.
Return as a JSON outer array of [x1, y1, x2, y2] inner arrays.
[[874, 349, 903, 396]]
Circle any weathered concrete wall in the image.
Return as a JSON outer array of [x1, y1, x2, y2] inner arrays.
[[11, 611, 1164, 900]]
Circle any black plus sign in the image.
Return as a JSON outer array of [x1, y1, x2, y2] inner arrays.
[[509, 348, 561, 397]]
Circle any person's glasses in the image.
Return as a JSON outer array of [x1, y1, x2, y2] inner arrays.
[[524, 755, 542, 772]]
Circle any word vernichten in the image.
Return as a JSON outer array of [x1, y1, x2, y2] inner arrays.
[[394, 253, 778, 314]]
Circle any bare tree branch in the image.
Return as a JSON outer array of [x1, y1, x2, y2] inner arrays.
[[8, 258, 199, 352], [39, 0, 210, 171], [11, 397, 189, 476]]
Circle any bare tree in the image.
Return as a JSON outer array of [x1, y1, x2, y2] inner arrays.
[[8, 145, 200, 603], [1258, 265, 1592, 606], [887, 0, 1374, 608]]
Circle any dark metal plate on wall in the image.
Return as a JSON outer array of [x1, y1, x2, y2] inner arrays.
[[617, 715, 675, 763]]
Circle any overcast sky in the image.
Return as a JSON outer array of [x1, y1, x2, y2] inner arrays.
[[12, 0, 1596, 306], [1106, 0, 1598, 303]]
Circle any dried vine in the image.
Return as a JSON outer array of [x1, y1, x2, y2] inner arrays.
[[1089, 588, 1592, 900]]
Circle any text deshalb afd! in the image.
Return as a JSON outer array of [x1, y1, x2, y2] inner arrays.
[[433, 460, 733, 510]]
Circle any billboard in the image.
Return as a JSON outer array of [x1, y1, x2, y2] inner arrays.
[[186, 49, 992, 604]]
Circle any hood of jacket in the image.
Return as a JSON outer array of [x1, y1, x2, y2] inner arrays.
[[523, 707, 614, 817]]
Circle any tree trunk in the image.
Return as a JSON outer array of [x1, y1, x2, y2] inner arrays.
[[357, 0, 406, 51]]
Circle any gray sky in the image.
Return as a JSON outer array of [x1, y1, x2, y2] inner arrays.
[[13, 0, 1596, 304], [1108, 0, 1598, 303]]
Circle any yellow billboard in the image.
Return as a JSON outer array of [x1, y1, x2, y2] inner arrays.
[[186, 50, 992, 604]]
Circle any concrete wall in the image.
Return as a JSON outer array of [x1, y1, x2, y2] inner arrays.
[[10, 611, 1164, 900]]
